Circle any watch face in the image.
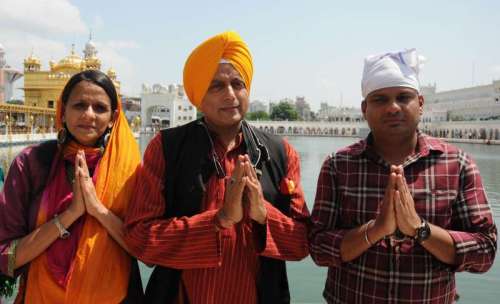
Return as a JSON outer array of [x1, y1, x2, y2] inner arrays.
[[419, 229, 429, 239], [417, 221, 431, 241]]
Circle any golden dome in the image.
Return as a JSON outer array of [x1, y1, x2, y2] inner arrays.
[[56, 49, 83, 69], [107, 67, 117, 78], [24, 53, 41, 65]]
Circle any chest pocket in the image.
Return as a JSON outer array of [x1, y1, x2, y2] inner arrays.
[[412, 188, 458, 228], [406, 159, 460, 228]]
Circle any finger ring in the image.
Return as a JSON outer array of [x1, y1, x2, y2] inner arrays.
[[229, 177, 236, 185]]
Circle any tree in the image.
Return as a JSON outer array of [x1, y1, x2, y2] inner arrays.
[[246, 111, 269, 120], [6, 99, 23, 105], [270, 102, 299, 121], [310, 111, 318, 121]]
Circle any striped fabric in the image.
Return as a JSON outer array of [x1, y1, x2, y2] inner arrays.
[[309, 132, 497, 304], [125, 133, 309, 304]]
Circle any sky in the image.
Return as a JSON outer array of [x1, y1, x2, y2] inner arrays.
[[1, 0, 500, 110]]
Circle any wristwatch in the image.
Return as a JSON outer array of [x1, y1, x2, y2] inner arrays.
[[53, 214, 70, 239], [414, 219, 431, 242]]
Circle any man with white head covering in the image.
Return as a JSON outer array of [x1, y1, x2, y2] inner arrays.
[[309, 49, 496, 303], [361, 48, 424, 98], [125, 31, 309, 304]]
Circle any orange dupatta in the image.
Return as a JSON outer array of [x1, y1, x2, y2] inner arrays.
[[24, 99, 141, 303]]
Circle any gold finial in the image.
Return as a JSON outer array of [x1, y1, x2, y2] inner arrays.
[[107, 67, 117, 79]]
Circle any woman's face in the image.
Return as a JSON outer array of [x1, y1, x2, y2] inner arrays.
[[63, 81, 116, 146]]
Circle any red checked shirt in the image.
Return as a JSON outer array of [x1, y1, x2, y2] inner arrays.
[[125, 133, 309, 304], [309, 132, 497, 304]]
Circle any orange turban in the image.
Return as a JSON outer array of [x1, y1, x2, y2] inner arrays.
[[183, 31, 253, 108]]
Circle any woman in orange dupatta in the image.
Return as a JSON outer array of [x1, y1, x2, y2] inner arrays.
[[0, 70, 143, 303]]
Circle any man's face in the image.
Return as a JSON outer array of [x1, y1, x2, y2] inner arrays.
[[362, 86, 424, 139], [200, 63, 249, 129]]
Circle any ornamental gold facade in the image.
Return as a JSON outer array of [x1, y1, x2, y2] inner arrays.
[[24, 41, 119, 109], [1, 36, 119, 133]]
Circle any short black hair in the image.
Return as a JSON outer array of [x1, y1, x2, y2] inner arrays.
[[61, 69, 118, 111]]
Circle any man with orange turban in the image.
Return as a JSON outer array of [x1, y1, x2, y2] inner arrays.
[[125, 31, 309, 303]]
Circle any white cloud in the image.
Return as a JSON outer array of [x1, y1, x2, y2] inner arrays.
[[3, 31, 68, 70], [0, 0, 140, 97], [0, 0, 87, 35], [1, 28, 69, 99]]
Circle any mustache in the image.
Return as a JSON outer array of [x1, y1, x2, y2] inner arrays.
[[383, 113, 404, 119]]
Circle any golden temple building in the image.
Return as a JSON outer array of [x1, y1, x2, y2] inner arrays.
[[1, 36, 119, 133]]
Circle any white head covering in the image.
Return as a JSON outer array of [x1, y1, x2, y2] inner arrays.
[[361, 48, 425, 98]]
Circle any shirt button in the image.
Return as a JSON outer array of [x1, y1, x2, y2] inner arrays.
[[389, 287, 395, 296]]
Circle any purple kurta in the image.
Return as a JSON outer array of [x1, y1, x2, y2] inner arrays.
[[0, 143, 53, 277]]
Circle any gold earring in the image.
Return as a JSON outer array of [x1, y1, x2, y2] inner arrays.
[[57, 128, 67, 145]]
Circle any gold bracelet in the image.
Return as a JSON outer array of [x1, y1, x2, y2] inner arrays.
[[7, 239, 18, 277], [364, 219, 375, 246]]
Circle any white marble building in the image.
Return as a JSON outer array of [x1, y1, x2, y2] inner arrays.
[[421, 81, 500, 122], [0, 43, 23, 103], [318, 103, 364, 122], [140, 83, 196, 131], [249, 120, 367, 137], [249, 100, 268, 113]]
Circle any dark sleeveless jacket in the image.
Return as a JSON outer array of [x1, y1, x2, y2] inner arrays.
[[145, 119, 293, 304]]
